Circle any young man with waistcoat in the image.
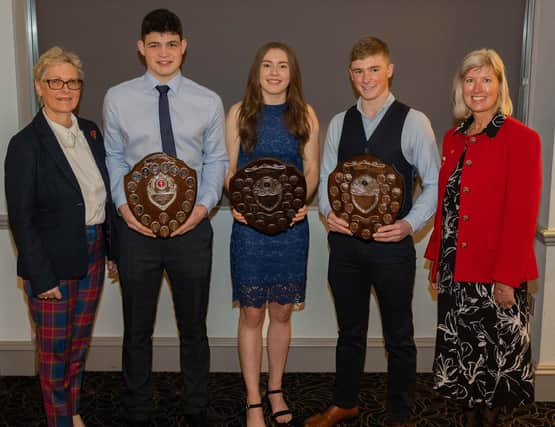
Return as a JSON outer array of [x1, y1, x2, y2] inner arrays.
[[305, 36, 440, 427], [103, 8, 227, 427]]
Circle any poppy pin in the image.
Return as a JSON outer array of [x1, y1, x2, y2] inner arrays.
[[90, 130, 97, 139]]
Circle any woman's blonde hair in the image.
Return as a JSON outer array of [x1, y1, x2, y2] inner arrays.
[[33, 46, 83, 82], [452, 48, 513, 120]]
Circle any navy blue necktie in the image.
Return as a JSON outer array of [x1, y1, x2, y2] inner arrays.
[[156, 85, 177, 157]]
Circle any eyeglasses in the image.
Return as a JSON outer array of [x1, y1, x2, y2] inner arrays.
[[43, 78, 83, 90]]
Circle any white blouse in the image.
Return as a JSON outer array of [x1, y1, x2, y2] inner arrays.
[[44, 111, 106, 225]]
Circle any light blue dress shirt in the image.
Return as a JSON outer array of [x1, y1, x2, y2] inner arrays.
[[103, 72, 228, 212], [318, 93, 440, 232]]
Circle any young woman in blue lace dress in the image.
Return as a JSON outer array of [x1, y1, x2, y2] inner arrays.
[[225, 42, 319, 427]]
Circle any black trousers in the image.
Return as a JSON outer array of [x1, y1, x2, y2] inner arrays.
[[328, 232, 416, 422], [118, 218, 213, 422]]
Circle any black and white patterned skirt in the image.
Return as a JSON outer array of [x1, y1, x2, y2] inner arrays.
[[433, 149, 533, 408]]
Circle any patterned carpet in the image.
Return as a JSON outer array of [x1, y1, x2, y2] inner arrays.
[[1, 372, 554, 426]]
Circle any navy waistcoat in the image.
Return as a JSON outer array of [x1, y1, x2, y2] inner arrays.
[[337, 101, 415, 218]]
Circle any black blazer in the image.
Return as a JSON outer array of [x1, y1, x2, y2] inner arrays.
[[5, 110, 115, 296]]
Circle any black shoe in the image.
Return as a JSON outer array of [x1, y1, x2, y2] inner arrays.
[[266, 389, 295, 426], [185, 410, 208, 427]]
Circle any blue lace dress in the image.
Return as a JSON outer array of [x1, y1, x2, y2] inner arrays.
[[230, 103, 309, 308]]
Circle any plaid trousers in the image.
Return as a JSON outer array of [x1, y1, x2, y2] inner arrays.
[[26, 225, 105, 427]]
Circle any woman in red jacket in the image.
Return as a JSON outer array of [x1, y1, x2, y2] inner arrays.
[[425, 49, 541, 427]]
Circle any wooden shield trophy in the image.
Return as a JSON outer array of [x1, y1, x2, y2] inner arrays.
[[229, 158, 306, 235], [328, 154, 404, 240], [124, 152, 197, 238]]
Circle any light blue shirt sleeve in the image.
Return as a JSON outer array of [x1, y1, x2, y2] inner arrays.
[[196, 97, 227, 211], [318, 112, 345, 219], [400, 109, 440, 232], [103, 87, 128, 209]]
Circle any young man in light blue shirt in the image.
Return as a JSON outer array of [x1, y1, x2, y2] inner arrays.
[[103, 9, 228, 427], [306, 36, 439, 427]]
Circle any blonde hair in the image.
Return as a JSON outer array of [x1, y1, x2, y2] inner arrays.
[[33, 46, 83, 82], [452, 48, 513, 120]]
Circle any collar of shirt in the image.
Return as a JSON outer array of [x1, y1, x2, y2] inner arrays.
[[43, 109, 81, 148], [454, 111, 506, 137], [355, 92, 396, 121], [142, 71, 183, 96]]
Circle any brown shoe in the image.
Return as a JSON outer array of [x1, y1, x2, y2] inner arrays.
[[304, 405, 359, 427]]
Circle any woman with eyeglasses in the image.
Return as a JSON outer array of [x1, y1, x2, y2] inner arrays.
[[5, 46, 115, 427]]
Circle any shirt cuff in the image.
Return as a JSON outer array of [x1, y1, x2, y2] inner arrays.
[[197, 195, 216, 213], [113, 190, 127, 211], [320, 205, 331, 220], [401, 214, 418, 234]]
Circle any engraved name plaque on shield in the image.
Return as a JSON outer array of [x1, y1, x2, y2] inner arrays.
[[328, 154, 404, 240], [229, 158, 306, 235], [124, 152, 197, 238]]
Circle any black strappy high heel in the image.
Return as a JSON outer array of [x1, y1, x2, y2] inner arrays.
[[266, 389, 295, 426]]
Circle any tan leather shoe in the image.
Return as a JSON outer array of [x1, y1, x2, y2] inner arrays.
[[304, 405, 360, 427]]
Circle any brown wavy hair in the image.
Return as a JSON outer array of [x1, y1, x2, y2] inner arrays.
[[238, 42, 311, 155]]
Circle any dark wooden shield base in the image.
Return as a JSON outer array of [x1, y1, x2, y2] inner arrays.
[[229, 157, 306, 235], [124, 152, 197, 238], [328, 154, 404, 240]]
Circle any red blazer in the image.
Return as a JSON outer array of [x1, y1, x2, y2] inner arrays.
[[424, 116, 541, 288]]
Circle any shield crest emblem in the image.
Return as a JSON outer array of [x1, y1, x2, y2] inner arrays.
[[147, 173, 177, 210], [350, 174, 380, 214], [253, 176, 283, 212]]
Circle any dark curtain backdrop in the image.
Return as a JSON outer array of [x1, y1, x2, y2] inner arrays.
[[36, 1, 525, 140]]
